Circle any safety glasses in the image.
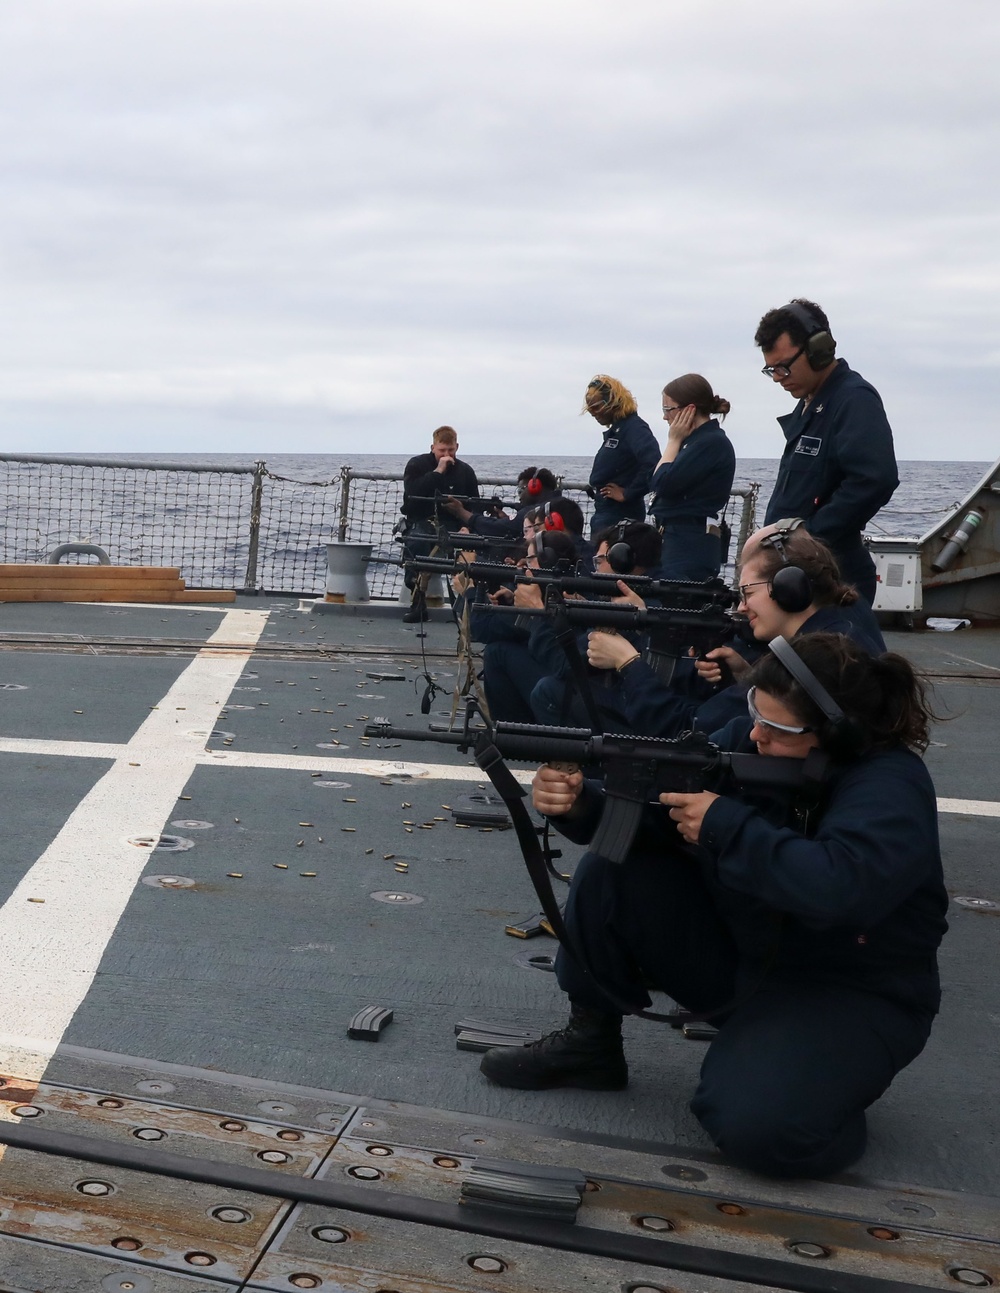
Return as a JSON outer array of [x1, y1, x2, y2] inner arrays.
[[747, 686, 813, 735]]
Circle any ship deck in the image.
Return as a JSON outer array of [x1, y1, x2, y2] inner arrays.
[[0, 595, 998, 1292]]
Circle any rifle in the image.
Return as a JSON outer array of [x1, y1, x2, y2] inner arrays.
[[365, 703, 830, 1025], [484, 597, 739, 686], [420, 492, 516, 517], [436, 531, 526, 558], [364, 709, 829, 865], [404, 556, 736, 611]]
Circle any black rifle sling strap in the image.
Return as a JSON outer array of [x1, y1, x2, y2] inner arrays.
[[472, 734, 677, 1023]]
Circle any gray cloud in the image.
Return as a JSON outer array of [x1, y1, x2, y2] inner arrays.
[[0, 0, 997, 457]]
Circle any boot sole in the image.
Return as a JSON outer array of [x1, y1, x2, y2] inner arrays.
[[480, 1066, 628, 1092]]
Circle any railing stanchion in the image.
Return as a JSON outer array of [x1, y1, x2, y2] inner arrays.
[[243, 460, 266, 593], [338, 466, 351, 542]]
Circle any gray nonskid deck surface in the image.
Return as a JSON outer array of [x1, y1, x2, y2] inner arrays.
[[1, 603, 999, 1213]]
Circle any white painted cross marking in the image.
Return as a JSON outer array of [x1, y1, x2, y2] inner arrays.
[[0, 608, 270, 1090]]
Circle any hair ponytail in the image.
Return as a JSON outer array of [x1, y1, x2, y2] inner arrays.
[[663, 373, 730, 421]]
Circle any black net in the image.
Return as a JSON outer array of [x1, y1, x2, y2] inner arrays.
[[0, 458, 758, 597], [0, 459, 256, 588], [339, 473, 407, 598], [256, 470, 342, 595]]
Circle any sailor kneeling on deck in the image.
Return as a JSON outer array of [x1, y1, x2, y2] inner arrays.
[[480, 633, 948, 1181]]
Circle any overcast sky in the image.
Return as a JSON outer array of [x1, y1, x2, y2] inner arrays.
[[0, 0, 997, 460]]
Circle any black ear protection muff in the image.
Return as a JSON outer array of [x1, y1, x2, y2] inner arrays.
[[757, 519, 812, 613], [768, 635, 867, 761], [534, 528, 557, 567], [606, 519, 635, 575], [781, 301, 837, 371]]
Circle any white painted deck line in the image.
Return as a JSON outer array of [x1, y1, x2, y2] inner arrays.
[[0, 608, 271, 1092], [0, 736, 128, 760], [193, 748, 534, 784], [0, 734, 994, 805], [937, 797, 1000, 818]]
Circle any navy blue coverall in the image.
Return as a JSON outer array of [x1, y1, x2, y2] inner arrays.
[[550, 723, 947, 1178], [589, 412, 660, 536], [649, 419, 736, 581], [763, 360, 898, 604]]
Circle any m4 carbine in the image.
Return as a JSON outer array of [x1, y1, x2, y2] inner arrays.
[[404, 555, 736, 611], [484, 597, 739, 685], [363, 714, 829, 865]]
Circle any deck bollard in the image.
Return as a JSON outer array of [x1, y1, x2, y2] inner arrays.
[[325, 542, 372, 603]]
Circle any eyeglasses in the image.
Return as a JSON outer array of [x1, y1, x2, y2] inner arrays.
[[747, 686, 813, 735], [737, 580, 769, 602], [761, 346, 805, 379], [661, 404, 682, 416]]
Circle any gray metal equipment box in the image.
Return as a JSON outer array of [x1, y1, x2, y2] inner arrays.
[[868, 536, 923, 613]]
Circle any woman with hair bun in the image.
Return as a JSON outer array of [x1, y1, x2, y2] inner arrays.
[[483, 632, 949, 1182], [651, 373, 736, 580]]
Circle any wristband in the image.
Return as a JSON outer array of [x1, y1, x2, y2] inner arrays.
[[616, 652, 642, 673]]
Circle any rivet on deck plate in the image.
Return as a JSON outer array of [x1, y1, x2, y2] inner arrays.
[[868, 1227, 900, 1240], [636, 1215, 674, 1232], [348, 1165, 382, 1180], [433, 1156, 460, 1168], [948, 1271, 993, 1287], [184, 1252, 217, 1266], [77, 1180, 114, 1196], [98, 1098, 124, 1108], [312, 1226, 349, 1243], [212, 1207, 251, 1223], [788, 1241, 830, 1259], [277, 1129, 303, 1141], [12, 1104, 41, 1117], [468, 1256, 507, 1273], [717, 1202, 746, 1216], [111, 1237, 142, 1251], [289, 1276, 322, 1289], [220, 1120, 246, 1132], [367, 1145, 393, 1156], [133, 1128, 165, 1141], [258, 1150, 291, 1163]]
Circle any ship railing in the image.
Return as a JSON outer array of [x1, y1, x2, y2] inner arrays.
[[0, 453, 758, 598]]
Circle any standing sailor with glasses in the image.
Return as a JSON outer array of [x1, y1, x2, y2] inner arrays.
[[755, 299, 898, 604]]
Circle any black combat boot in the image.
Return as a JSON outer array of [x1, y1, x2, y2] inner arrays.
[[402, 592, 428, 623], [479, 1004, 627, 1090]]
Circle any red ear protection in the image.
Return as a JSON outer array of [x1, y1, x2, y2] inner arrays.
[[526, 474, 543, 496], [543, 510, 565, 531]]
